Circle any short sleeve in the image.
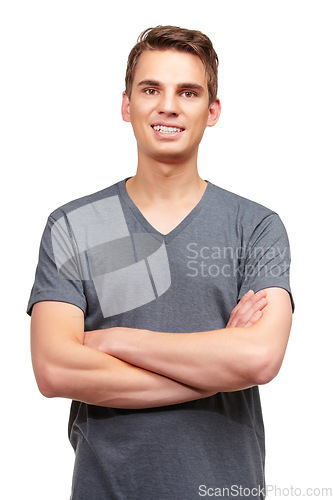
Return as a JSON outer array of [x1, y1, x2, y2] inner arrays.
[[238, 213, 294, 311], [27, 215, 87, 316]]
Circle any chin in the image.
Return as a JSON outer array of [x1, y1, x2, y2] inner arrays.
[[152, 150, 189, 164], [151, 143, 193, 161]]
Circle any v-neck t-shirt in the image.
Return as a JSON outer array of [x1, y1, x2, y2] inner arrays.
[[27, 178, 293, 500]]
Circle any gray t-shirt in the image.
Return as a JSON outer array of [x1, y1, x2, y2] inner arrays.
[[27, 179, 293, 500]]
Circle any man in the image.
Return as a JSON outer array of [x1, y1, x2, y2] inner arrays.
[[28, 26, 293, 499]]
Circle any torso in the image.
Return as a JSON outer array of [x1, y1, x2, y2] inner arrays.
[[137, 204, 198, 235], [125, 177, 208, 235]]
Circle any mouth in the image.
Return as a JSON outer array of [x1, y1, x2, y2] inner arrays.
[[151, 124, 185, 134]]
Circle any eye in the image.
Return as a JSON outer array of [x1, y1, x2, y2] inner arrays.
[[181, 91, 196, 98], [144, 88, 158, 96]]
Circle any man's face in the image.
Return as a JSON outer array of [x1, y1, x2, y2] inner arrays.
[[122, 49, 221, 165]]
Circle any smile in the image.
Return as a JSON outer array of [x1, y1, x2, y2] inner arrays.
[[152, 125, 184, 134]]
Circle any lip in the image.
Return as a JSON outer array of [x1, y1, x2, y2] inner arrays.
[[150, 124, 185, 138], [151, 123, 185, 130]]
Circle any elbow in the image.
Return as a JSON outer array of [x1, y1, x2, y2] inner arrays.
[[33, 362, 63, 399], [38, 383, 56, 399], [250, 346, 284, 386]]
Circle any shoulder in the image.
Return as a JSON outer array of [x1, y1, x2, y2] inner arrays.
[[208, 182, 275, 217], [48, 180, 124, 222], [206, 182, 291, 246], [207, 181, 284, 228]]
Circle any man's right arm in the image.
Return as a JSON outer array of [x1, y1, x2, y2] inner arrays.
[[30, 301, 215, 409], [31, 292, 266, 408]]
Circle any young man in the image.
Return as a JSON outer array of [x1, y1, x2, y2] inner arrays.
[[28, 26, 293, 499]]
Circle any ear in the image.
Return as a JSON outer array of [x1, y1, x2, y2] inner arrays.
[[207, 98, 221, 127], [121, 92, 131, 123]]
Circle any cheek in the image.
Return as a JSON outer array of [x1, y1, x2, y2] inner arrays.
[[190, 113, 209, 135], [187, 105, 210, 125]]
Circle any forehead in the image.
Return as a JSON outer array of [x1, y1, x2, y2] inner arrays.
[[133, 49, 208, 88]]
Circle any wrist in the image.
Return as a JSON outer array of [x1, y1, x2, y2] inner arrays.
[[110, 327, 148, 359]]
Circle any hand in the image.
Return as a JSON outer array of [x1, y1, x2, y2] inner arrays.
[[226, 290, 268, 328], [84, 326, 142, 355], [84, 327, 122, 354]]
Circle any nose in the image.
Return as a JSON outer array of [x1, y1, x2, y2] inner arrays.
[[157, 90, 180, 116]]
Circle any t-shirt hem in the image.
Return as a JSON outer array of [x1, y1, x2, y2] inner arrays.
[[239, 281, 295, 312], [27, 291, 87, 316]]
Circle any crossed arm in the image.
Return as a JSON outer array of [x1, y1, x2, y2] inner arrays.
[[31, 288, 292, 409]]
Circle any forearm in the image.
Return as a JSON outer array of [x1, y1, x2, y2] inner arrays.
[[38, 341, 215, 409], [90, 327, 259, 393], [85, 289, 292, 392], [31, 301, 215, 409]]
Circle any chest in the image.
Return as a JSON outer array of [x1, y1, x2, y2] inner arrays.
[[82, 222, 243, 332], [137, 203, 200, 235]]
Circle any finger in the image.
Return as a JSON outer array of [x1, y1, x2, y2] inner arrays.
[[235, 292, 267, 319], [226, 289, 267, 328], [237, 289, 255, 306], [227, 290, 255, 326], [240, 297, 267, 327], [228, 293, 267, 328], [244, 309, 263, 327], [235, 289, 266, 314]]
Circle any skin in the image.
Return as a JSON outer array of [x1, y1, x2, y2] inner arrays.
[[122, 50, 221, 168], [121, 49, 221, 234], [31, 49, 292, 408], [83, 288, 292, 393], [31, 290, 268, 408]]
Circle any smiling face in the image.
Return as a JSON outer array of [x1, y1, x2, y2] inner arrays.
[[122, 49, 221, 166]]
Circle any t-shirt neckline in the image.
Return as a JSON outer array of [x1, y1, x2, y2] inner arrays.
[[117, 177, 213, 244]]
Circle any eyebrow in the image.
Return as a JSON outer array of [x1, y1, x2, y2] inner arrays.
[[177, 83, 205, 92], [137, 80, 160, 88], [136, 80, 205, 93]]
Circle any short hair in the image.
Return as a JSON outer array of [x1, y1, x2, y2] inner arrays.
[[125, 25, 219, 105]]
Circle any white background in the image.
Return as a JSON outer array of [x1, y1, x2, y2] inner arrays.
[[1, 1, 332, 498]]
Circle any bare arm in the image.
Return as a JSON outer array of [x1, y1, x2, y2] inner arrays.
[[84, 288, 292, 392], [31, 291, 266, 408], [30, 301, 215, 409]]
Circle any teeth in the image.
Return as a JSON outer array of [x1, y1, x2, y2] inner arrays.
[[153, 125, 183, 133]]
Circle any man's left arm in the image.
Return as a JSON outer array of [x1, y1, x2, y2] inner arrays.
[[84, 287, 292, 392]]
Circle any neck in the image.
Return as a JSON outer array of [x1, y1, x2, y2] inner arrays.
[[126, 154, 207, 206]]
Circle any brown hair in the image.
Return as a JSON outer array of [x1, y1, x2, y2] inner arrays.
[[125, 25, 219, 104]]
